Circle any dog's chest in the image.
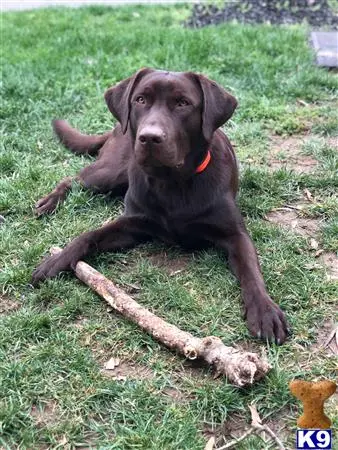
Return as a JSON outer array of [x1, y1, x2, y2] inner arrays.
[[127, 178, 214, 244], [125, 168, 225, 245], [148, 181, 205, 220]]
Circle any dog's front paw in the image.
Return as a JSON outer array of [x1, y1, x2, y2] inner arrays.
[[35, 193, 59, 216], [244, 294, 289, 345], [31, 252, 73, 285]]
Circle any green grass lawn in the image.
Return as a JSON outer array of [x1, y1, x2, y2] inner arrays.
[[1, 5, 337, 449]]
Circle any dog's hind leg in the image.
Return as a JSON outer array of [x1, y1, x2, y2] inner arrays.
[[35, 175, 75, 216], [35, 157, 129, 216], [36, 120, 130, 216]]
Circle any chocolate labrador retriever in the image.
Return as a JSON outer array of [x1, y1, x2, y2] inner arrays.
[[32, 68, 288, 344]]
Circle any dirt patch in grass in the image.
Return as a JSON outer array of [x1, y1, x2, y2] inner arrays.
[[166, 359, 217, 390], [326, 136, 338, 150], [101, 360, 154, 381], [265, 410, 294, 447], [318, 252, 338, 281], [73, 316, 90, 329], [30, 401, 59, 427], [174, 359, 214, 380], [266, 207, 321, 237], [0, 294, 20, 315], [203, 407, 293, 449], [311, 319, 338, 356], [234, 339, 265, 355], [266, 204, 338, 282], [267, 136, 318, 173], [162, 387, 190, 403], [203, 413, 249, 446], [147, 251, 191, 276]]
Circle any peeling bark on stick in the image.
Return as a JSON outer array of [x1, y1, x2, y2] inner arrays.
[[51, 247, 271, 387]]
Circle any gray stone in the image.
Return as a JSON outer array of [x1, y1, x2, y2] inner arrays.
[[311, 32, 338, 67]]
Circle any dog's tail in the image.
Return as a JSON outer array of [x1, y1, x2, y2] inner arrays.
[[52, 119, 112, 156]]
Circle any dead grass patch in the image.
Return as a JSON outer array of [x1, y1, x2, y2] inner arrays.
[[30, 401, 59, 427]]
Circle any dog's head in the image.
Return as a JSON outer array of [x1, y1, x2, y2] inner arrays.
[[105, 68, 237, 175]]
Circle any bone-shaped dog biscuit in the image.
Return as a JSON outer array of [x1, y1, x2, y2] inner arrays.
[[289, 380, 337, 429]]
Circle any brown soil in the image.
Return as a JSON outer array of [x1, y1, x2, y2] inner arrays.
[[318, 252, 338, 281], [234, 339, 266, 357], [267, 136, 318, 173], [266, 208, 321, 237], [266, 203, 338, 282], [172, 358, 215, 382], [101, 360, 154, 381], [73, 316, 89, 329], [203, 406, 294, 449], [311, 319, 338, 356], [147, 251, 191, 275], [0, 295, 20, 315], [162, 387, 189, 403]]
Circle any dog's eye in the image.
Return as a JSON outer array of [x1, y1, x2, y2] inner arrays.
[[136, 95, 145, 104], [177, 98, 189, 107]]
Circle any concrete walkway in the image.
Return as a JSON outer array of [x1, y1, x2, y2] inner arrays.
[[2, 0, 197, 12]]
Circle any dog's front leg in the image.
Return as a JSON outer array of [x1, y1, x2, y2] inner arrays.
[[218, 228, 288, 344], [31, 215, 153, 285], [188, 202, 289, 344]]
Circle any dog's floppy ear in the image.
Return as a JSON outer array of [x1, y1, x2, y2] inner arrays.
[[190, 73, 237, 142], [105, 68, 154, 134]]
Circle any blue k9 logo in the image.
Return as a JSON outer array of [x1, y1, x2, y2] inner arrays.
[[296, 429, 332, 449]]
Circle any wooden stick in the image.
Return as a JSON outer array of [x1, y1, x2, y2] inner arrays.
[[51, 247, 271, 387]]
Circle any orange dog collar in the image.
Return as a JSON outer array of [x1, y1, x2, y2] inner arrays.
[[195, 150, 211, 174]]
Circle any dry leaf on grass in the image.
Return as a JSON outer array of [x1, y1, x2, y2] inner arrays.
[[204, 436, 215, 450], [304, 263, 322, 270], [104, 357, 121, 370], [113, 375, 127, 381], [303, 188, 313, 202], [297, 99, 309, 107], [309, 238, 319, 250], [170, 269, 184, 276], [323, 325, 338, 355], [58, 435, 68, 446], [248, 404, 262, 427]]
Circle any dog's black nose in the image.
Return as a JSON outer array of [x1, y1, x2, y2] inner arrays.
[[138, 126, 166, 145]]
